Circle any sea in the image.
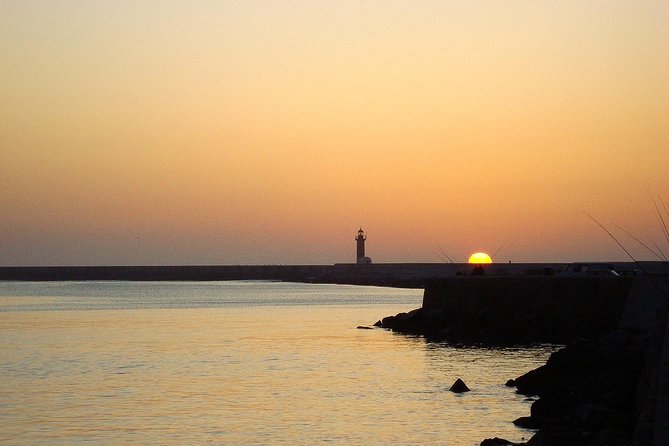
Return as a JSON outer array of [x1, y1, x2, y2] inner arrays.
[[0, 281, 552, 445]]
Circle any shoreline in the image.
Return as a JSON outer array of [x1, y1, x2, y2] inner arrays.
[[378, 274, 669, 445]]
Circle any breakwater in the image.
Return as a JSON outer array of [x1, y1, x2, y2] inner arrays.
[[378, 272, 669, 445], [0, 265, 336, 282], [0, 263, 453, 286], [0, 261, 652, 285], [505, 282, 669, 446], [379, 276, 633, 344], [0, 263, 512, 286]]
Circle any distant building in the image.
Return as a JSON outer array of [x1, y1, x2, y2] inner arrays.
[[355, 228, 372, 264]]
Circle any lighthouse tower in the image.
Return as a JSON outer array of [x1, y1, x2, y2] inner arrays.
[[355, 228, 372, 264]]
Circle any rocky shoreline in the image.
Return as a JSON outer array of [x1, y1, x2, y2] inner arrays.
[[376, 275, 669, 446], [379, 314, 665, 445], [502, 327, 657, 445]]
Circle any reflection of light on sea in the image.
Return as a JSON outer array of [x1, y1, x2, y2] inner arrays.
[[0, 296, 64, 311], [0, 281, 551, 445]]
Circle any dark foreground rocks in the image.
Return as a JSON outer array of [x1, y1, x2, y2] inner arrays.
[[478, 327, 658, 446], [379, 275, 668, 445], [374, 305, 605, 346], [510, 329, 651, 445], [480, 438, 515, 446]]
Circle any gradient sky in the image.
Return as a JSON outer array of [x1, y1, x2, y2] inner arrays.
[[2, 1, 668, 266]]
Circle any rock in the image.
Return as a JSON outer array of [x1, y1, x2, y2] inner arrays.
[[449, 378, 470, 393], [377, 308, 434, 334], [506, 378, 516, 387], [503, 328, 652, 446], [523, 428, 589, 446], [564, 403, 624, 430], [588, 428, 629, 446], [513, 416, 540, 429], [356, 325, 373, 330], [480, 437, 515, 446], [514, 364, 549, 396], [523, 431, 544, 445]]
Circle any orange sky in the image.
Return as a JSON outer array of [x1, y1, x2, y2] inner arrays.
[[2, 1, 668, 265]]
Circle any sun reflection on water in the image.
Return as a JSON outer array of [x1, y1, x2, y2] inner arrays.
[[0, 282, 551, 445]]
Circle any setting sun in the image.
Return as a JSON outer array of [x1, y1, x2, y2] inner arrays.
[[468, 252, 493, 264]]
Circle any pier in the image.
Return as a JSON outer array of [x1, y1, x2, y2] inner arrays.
[[0, 261, 658, 286]]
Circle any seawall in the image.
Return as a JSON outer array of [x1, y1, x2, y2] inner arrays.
[[428, 276, 633, 342], [0, 265, 335, 282], [376, 271, 669, 445], [378, 263, 669, 343], [0, 263, 544, 286], [0, 263, 452, 287], [380, 276, 635, 344], [0, 261, 652, 286]]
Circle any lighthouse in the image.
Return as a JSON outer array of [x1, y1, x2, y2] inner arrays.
[[355, 228, 372, 264]]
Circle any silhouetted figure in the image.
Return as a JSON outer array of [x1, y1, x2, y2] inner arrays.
[[472, 265, 485, 275]]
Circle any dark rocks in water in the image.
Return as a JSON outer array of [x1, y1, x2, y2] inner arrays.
[[449, 378, 470, 393], [375, 276, 666, 446], [513, 416, 540, 429], [523, 429, 583, 445], [511, 364, 548, 397], [508, 328, 650, 446], [480, 438, 516, 446], [378, 308, 428, 333], [376, 303, 560, 346], [505, 378, 516, 387], [356, 325, 374, 330]]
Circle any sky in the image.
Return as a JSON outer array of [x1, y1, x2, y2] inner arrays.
[[2, 1, 668, 266]]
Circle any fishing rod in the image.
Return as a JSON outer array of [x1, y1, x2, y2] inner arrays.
[[491, 236, 511, 260], [433, 249, 451, 264], [436, 243, 460, 263], [584, 211, 668, 304], [613, 223, 667, 262], [651, 193, 669, 245]]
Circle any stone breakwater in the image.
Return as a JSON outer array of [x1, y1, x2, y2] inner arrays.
[[377, 276, 634, 345], [0, 263, 452, 287], [378, 274, 669, 446], [505, 327, 656, 446]]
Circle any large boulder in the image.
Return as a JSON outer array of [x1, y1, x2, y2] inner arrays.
[[449, 378, 470, 393], [480, 438, 516, 446]]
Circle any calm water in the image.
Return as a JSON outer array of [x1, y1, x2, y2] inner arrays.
[[0, 281, 550, 445]]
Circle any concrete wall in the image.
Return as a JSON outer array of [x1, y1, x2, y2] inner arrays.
[[619, 275, 669, 331], [0, 262, 561, 286], [0, 263, 531, 285], [420, 276, 635, 343]]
